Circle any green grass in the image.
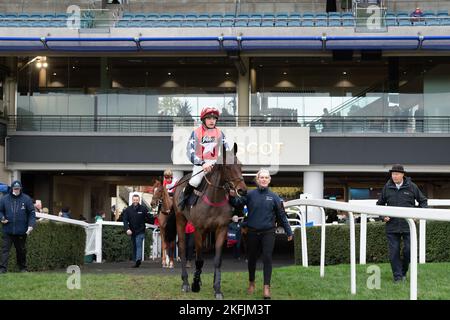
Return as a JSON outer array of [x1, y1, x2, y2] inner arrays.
[[0, 263, 449, 300]]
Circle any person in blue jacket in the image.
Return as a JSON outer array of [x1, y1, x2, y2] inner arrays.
[[229, 169, 293, 299], [0, 180, 36, 273]]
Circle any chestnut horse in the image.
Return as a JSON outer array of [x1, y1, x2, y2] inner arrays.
[[150, 180, 176, 268], [166, 144, 247, 299]]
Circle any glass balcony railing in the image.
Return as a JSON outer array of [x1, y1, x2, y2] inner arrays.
[[7, 115, 450, 134]]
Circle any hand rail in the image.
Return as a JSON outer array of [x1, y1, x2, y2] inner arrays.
[[36, 213, 157, 263], [350, 199, 450, 265], [284, 198, 450, 300]]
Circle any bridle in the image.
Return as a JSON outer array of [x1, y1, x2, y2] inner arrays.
[[203, 164, 245, 197], [152, 185, 171, 215]]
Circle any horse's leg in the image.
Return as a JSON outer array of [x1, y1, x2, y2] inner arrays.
[[175, 240, 181, 262], [169, 241, 175, 268], [159, 227, 167, 268], [176, 213, 189, 292], [213, 225, 227, 300], [191, 229, 204, 293]]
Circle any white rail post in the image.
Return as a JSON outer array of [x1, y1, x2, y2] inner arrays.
[[151, 228, 160, 260], [419, 219, 426, 264], [142, 237, 145, 262], [95, 221, 103, 263], [300, 206, 308, 267], [359, 213, 367, 265], [407, 218, 418, 300], [349, 212, 356, 295], [320, 207, 326, 277]]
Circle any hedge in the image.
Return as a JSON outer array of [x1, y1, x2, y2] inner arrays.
[[102, 225, 153, 262], [0, 220, 85, 272], [294, 221, 450, 265]]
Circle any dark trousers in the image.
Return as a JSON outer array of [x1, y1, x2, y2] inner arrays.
[[185, 232, 195, 261], [247, 230, 275, 285], [232, 240, 241, 259], [386, 232, 410, 280], [1, 233, 27, 272]]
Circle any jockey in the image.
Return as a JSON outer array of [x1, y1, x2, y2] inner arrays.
[[179, 106, 230, 209], [162, 169, 177, 197]]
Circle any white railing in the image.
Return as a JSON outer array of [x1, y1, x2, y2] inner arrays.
[[283, 198, 450, 300], [285, 206, 326, 276], [350, 199, 450, 265], [36, 213, 157, 263], [151, 228, 162, 260]]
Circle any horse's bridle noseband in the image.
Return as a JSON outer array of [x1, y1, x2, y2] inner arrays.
[[152, 186, 171, 215], [203, 165, 245, 197]]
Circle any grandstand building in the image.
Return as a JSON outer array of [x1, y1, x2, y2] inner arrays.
[[1, 0, 450, 221]]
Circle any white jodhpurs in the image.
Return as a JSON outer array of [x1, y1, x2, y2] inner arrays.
[[189, 159, 216, 187]]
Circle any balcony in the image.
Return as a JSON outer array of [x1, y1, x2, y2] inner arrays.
[[7, 115, 450, 134]]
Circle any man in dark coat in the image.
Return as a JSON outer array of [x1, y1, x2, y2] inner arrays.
[[376, 164, 428, 282], [0, 180, 36, 273], [122, 194, 152, 268]]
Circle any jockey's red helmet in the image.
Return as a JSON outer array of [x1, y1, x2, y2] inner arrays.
[[200, 107, 220, 120]]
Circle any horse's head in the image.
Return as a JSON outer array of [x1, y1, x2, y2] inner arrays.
[[150, 179, 163, 208], [217, 143, 247, 196]]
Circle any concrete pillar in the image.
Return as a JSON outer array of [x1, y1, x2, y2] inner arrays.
[[0, 147, 9, 183], [4, 57, 18, 118], [4, 77, 17, 118], [11, 170, 21, 183], [172, 170, 184, 182], [303, 171, 324, 225], [237, 57, 250, 127]]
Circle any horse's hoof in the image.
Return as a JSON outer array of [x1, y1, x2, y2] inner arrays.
[[215, 293, 224, 300], [182, 284, 191, 292], [191, 281, 201, 292]]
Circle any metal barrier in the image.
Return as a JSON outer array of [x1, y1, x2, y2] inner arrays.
[[350, 199, 450, 265], [286, 206, 326, 275], [284, 198, 450, 300], [36, 213, 157, 263]]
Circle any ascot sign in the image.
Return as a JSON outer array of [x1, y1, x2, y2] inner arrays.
[[172, 127, 310, 171]]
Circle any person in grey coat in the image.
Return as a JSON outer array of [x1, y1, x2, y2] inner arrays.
[[376, 164, 427, 282]]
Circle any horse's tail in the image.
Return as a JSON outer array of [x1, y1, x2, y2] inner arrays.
[[164, 208, 177, 243]]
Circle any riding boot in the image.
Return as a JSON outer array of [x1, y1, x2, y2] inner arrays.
[[247, 281, 256, 295], [179, 183, 194, 210]]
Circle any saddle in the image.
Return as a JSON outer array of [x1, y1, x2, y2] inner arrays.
[[179, 177, 208, 209]]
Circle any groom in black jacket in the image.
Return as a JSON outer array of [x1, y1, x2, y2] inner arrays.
[[123, 194, 153, 268]]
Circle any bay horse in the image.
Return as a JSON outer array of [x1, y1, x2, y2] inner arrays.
[[166, 143, 247, 299], [150, 180, 176, 268]]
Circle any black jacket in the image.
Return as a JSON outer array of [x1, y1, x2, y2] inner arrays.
[[376, 177, 428, 233], [229, 187, 293, 236], [122, 204, 152, 235], [0, 191, 36, 235]]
